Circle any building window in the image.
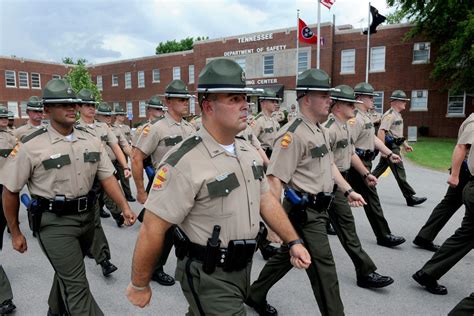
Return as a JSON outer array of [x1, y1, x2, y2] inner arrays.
[[113, 102, 120, 112], [96, 75, 103, 91], [373, 91, 384, 113], [112, 74, 119, 87], [52, 74, 61, 79], [413, 42, 430, 64], [298, 51, 309, 74], [152, 69, 160, 83], [7, 102, 19, 118], [236, 58, 246, 72], [411, 90, 428, 111], [5, 70, 16, 87], [447, 91, 466, 117], [341, 49, 355, 74], [125, 72, 132, 89], [20, 101, 28, 118], [189, 98, 196, 115], [31, 73, 41, 89], [19, 72, 29, 88], [370, 46, 385, 72], [126, 101, 133, 117], [263, 55, 274, 76], [139, 100, 146, 118], [189, 65, 195, 84], [173, 67, 181, 80], [138, 71, 145, 88]]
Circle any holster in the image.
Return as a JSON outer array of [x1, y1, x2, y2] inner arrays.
[[27, 199, 43, 233], [173, 226, 190, 260], [223, 239, 256, 272]]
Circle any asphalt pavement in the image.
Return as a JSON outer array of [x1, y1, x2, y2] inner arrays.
[[2, 157, 472, 315]]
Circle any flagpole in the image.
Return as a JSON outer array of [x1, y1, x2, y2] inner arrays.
[[365, 1, 371, 82], [317, 0, 321, 69], [296, 9, 300, 84]]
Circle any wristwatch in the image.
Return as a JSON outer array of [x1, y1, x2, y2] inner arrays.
[[288, 239, 304, 248], [344, 188, 354, 197]]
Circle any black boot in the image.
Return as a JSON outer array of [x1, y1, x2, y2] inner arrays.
[[100, 259, 118, 276], [0, 299, 16, 314]]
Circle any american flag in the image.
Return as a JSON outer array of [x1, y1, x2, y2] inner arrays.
[[321, 0, 335, 9]]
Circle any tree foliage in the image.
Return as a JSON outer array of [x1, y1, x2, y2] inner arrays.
[[62, 57, 88, 66], [64, 63, 102, 102], [155, 36, 209, 55], [387, 0, 473, 92]]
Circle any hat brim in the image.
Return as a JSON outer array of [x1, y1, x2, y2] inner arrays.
[[355, 92, 379, 97], [259, 97, 282, 101], [197, 87, 252, 94], [114, 112, 127, 115], [331, 96, 363, 104], [296, 87, 340, 92], [95, 111, 113, 116], [159, 93, 195, 99], [0, 115, 8, 118], [390, 97, 410, 101], [79, 100, 98, 104], [26, 106, 44, 111], [43, 98, 82, 104]]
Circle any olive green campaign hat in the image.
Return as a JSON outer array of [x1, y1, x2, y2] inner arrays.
[[114, 105, 126, 115], [197, 58, 254, 94], [147, 95, 167, 110], [42, 79, 80, 104], [331, 85, 363, 104], [161, 80, 194, 99], [96, 102, 113, 115], [390, 90, 410, 101], [77, 88, 97, 104], [26, 96, 44, 111], [354, 82, 379, 96], [258, 88, 282, 101], [8, 111, 14, 119], [0, 106, 8, 118], [296, 69, 337, 92]]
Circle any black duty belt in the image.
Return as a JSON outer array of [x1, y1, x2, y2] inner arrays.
[[187, 243, 228, 267], [35, 194, 94, 215], [355, 148, 379, 161]]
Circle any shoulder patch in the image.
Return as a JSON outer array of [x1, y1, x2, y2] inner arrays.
[[21, 127, 47, 143], [348, 118, 356, 125], [142, 125, 151, 136], [165, 135, 202, 167], [324, 117, 335, 128], [8, 143, 20, 158], [152, 166, 170, 190], [384, 114, 393, 121], [280, 132, 292, 148], [287, 118, 303, 133]]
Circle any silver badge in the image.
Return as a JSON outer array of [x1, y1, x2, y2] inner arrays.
[[241, 71, 246, 82], [215, 172, 229, 182], [50, 153, 61, 159], [67, 87, 72, 95]]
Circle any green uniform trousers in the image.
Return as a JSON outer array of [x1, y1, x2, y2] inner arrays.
[[448, 293, 474, 316], [249, 199, 344, 316], [89, 179, 111, 264], [0, 265, 13, 304], [115, 159, 133, 199], [38, 211, 103, 316], [416, 167, 471, 242], [372, 146, 416, 199], [175, 257, 252, 316], [421, 180, 474, 280], [348, 160, 391, 239], [328, 189, 377, 278]]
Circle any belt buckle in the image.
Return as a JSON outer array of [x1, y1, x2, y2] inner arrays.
[[77, 197, 88, 212]]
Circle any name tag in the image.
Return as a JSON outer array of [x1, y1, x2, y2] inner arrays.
[[393, 120, 403, 126], [364, 123, 373, 129], [164, 136, 183, 146], [310, 144, 329, 158], [264, 127, 274, 133], [0, 149, 12, 158], [84, 151, 101, 162], [207, 172, 240, 198], [42, 154, 71, 170], [336, 139, 349, 149], [100, 135, 108, 142]]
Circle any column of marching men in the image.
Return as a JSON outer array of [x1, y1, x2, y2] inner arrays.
[[0, 58, 472, 315]]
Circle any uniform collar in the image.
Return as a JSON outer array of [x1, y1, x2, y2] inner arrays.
[[298, 112, 321, 134], [197, 127, 245, 158], [164, 112, 183, 127], [78, 118, 98, 128], [48, 125, 85, 144]]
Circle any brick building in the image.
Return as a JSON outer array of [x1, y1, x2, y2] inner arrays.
[[1, 22, 471, 137]]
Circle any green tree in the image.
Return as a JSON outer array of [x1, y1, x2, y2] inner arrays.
[[155, 36, 208, 54], [62, 57, 88, 65], [387, 0, 473, 92], [64, 63, 102, 102]]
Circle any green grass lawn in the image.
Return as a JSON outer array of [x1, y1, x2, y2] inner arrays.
[[404, 137, 456, 171]]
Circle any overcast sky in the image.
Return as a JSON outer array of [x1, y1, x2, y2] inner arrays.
[[0, 0, 393, 65]]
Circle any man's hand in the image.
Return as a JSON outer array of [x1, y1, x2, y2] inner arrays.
[[447, 175, 459, 188], [123, 209, 137, 226], [124, 168, 132, 178], [389, 153, 402, 163], [137, 191, 148, 204], [365, 174, 378, 187], [12, 232, 27, 253], [404, 144, 413, 152], [347, 191, 366, 207], [126, 283, 152, 308], [289, 244, 311, 269]]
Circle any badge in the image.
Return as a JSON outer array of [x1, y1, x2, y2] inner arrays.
[[348, 118, 356, 125], [8, 144, 20, 158], [50, 153, 61, 159], [152, 166, 169, 190], [384, 114, 392, 121], [280, 132, 292, 148]]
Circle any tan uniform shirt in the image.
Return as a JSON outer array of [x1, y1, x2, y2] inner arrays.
[[2, 126, 115, 199], [268, 113, 334, 195], [144, 128, 269, 246], [348, 109, 375, 151], [457, 113, 474, 174], [132, 121, 150, 146], [287, 111, 298, 122], [325, 114, 354, 172], [369, 110, 382, 126], [76, 118, 118, 162], [14, 121, 45, 142], [114, 123, 132, 144], [252, 112, 280, 151], [109, 124, 129, 160], [237, 125, 262, 150], [379, 108, 404, 138], [135, 112, 195, 168], [0, 127, 16, 183]]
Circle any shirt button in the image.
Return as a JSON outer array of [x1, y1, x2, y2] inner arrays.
[[225, 189, 229, 194], [78, 172, 81, 175]]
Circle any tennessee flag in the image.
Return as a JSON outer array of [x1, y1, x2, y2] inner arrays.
[[298, 18, 317, 45], [321, 0, 335, 9]]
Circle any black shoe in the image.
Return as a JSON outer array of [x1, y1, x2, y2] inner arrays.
[[0, 299, 16, 314], [259, 243, 278, 261], [357, 272, 394, 288], [100, 259, 118, 276], [413, 236, 440, 252], [151, 270, 175, 286], [412, 270, 447, 295], [326, 223, 336, 235], [245, 296, 278, 316], [47, 308, 67, 316], [377, 234, 406, 247], [114, 215, 124, 227], [406, 196, 427, 207], [99, 208, 110, 218], [126, 196, 136, 202]]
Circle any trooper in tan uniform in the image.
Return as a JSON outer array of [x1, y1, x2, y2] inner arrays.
[[287, 104, 298, 122], [127, 58, 311, 315], [252, 88, 281, 157], [347, 82, 406, 248], [413, 112, 474, 296], [248, 69, 366, 316], [0, 106, 16, 315], [113, 105, 135, 202], [372, 90, 427, 207], [14, 96, 45, 142], [368, 107, 382, 134], [2, 79, 136, 316], [325, 85, 394, 289], [132, 79, 195, 286]]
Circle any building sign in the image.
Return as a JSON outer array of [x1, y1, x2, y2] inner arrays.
[[237, 33, 273, 43], [223, 45, 287, 57], [246, 78, 278, 85]]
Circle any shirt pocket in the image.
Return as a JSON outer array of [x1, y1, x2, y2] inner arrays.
[[198, 172, 240, 217], [41, 154, 71, 182]]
